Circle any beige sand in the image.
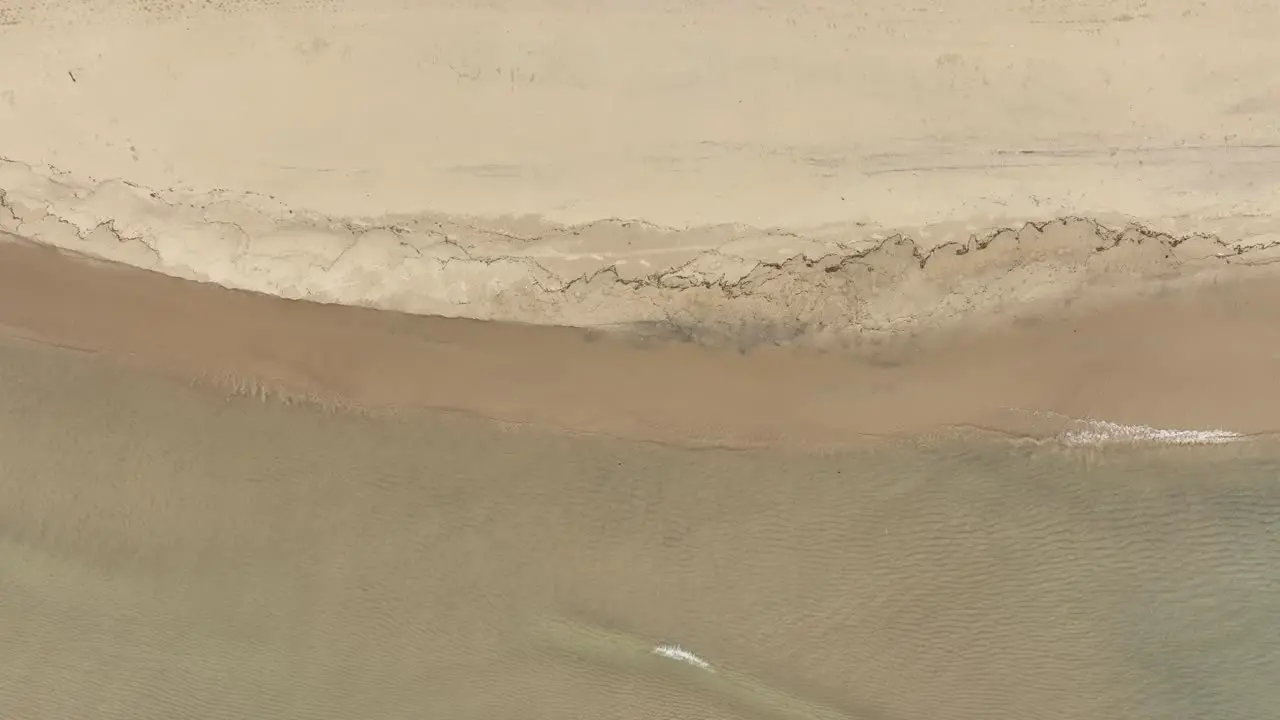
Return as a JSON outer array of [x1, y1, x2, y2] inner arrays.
[[3, 0, 1280, 336], [3, 1, 1280, 718], [4, 0, 1280, 228]]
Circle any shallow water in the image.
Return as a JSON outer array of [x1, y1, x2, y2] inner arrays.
[[1, 341, 1278, 720]]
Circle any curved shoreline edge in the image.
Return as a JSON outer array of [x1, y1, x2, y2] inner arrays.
[[4, 157, 1280, 350], [3, 220, 1280, 449]]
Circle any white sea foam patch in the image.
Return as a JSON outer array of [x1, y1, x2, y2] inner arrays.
[[651, 643, 714, 672], [1060, 419, 1243, 446], [1000, 408, 1246, 447]]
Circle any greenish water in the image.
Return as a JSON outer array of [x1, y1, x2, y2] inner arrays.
[[0, 341, 1277, 719]]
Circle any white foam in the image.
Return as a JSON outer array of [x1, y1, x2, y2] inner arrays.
[[1000, 408, 1246, 447], [1060, 419, 1243, 447], [651, 643, 714, 672]]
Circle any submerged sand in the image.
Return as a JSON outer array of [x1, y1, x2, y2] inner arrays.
[[2, 318, 1280, 720]]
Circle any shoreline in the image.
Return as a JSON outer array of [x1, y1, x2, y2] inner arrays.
[[3, 233, 1278, 450], [4, 158, 1280, 346]]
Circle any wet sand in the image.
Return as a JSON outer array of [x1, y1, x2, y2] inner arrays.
[[4, 235, 1280, 449], [8, 122, 1280, 449]]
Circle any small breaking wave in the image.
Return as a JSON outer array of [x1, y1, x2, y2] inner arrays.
[[996, 408, 1247, 447], [651, 643, 714, 672], [1059, 419, 1243, 447]]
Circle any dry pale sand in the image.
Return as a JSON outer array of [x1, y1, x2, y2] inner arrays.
[[3, 0, 1280, 335], [3, 1, 1280, 719]]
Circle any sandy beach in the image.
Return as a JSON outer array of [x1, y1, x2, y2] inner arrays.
[[3, 1, 1280, 718]]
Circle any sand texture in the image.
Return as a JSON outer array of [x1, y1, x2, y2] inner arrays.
[[4, 0, 1280, 338], [4, 156, 1280, 343]]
